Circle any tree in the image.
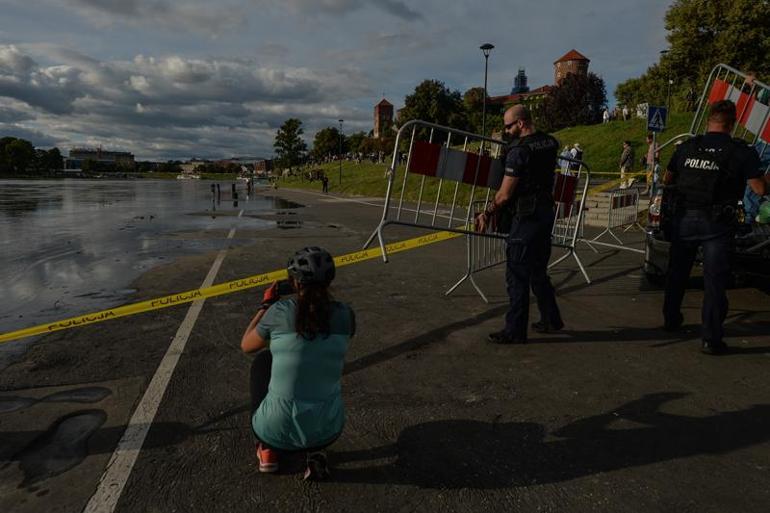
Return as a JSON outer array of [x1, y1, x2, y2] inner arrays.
[[615, 0, 770, 112], [43, 147, 63, 171], [0, 137, 35, 174], [312, 127, 346, 159], [157, 161, 182, 174], [541, 72, 607, 131], [346, 131, 367, 154], [274, 118, 307, 171], [398, 80, 467, 136]]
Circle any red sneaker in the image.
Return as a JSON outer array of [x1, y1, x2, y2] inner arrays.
[[256, 443, 279, 473]]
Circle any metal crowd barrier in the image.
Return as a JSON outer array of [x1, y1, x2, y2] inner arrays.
[[692, 64, 770, 145], [590, 189, 644, 250], [548, 159, 593, 284], [363, 119, 593, 286], [446, 157, 595, 298], [363, 120, 507, 262], [445, 200, 507, 302]]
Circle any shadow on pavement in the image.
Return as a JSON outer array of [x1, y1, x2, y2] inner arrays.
[[330, 392, 770, 489]]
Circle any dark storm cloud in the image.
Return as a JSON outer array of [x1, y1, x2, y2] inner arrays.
[[0, 125, 57, 146], [277, 0, 423, 21], [0, 106, 33, 123], [61, 0, 245, 35]]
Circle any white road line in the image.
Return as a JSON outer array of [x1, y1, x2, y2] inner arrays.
[[83, 210, 243, 513]]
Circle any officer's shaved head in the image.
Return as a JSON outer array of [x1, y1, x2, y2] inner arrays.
[[504, 105, 532, 126], [708, 100, 737, 129]]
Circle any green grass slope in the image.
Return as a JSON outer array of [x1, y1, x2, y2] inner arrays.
[[277, 112, 698, 201], [553, 112, 693, 176]]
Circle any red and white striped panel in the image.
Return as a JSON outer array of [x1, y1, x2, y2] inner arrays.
[[707, 78, 770, 142], [407, 141, 504, 189]]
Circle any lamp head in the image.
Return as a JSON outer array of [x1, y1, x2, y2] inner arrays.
[[480, 43, 494, 58]]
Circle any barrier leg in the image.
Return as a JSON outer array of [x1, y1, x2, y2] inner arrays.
[[376, 225, 389, 263], [572, 250, 592, 284], [445, 234, 489, 302], [548, 249, 572, 269], [363, 223, 390, 262], [363, 227, 378, 250], [580, 238, 600, 253]]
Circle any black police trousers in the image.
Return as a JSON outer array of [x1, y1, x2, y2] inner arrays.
[[663, 209, 733, 343], [504, 203, 562, 340]]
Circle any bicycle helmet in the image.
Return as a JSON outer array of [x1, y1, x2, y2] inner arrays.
[[287, 246, 336, 285]]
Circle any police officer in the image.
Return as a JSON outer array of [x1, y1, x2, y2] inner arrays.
[[663, 100, 766, 354], [477, 105, 563, 344]]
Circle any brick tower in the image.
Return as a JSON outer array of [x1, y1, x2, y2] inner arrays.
[[553, 49, 590, 84], [374, 98, 393, 139]]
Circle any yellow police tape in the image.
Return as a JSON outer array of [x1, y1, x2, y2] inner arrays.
[[0, 230, 462, 345]]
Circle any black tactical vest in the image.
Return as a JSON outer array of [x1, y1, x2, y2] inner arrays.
[[675, 136, 738, 209], [513, 131, 559, 197]]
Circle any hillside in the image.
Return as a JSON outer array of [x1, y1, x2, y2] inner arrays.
[[276, 112, 698, 202], [553, 112, 693, 176]]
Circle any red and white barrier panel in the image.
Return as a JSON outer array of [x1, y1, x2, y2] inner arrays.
[[708, 78, 770, 141], [407, 140, 504, 189], [554, 173, 578, 215]]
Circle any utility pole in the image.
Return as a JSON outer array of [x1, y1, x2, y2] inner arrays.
[[480, 43, 495, 141]]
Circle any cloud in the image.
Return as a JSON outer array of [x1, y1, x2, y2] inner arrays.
[[58, 0, 245, 36], [275, 0, 423, 21], [0, 105, 33, 123], [0, 125, 58, 147], [0, 45, 373, 159]]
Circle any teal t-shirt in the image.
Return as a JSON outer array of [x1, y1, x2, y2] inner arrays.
[[252, 298, 354, 450]]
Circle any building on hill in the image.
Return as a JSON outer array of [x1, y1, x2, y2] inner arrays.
[[489, 85, 553, 108], [488, 50, 590, 110], [554, 49, 590, 84], [374, 98, 394, 139], [65, 147, 135, 170], [180, 159, 207, 175]]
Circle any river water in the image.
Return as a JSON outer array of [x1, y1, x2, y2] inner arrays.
[[0, 179, 299, 366]]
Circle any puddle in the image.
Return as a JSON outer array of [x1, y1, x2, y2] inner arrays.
[[14, 409, 107, 487], [42, 387, 112, 404], [0, 397, 33, 414]]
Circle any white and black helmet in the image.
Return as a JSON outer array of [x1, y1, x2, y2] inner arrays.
[[287, 246, 336, 285]]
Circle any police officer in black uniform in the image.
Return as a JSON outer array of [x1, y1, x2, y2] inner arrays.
[[663, 100, 766, 354], [477, 105, 563, 344]]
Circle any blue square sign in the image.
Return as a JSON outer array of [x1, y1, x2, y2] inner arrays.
[[648, 106, 667, 132]]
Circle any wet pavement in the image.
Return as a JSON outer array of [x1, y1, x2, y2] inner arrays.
[[0, 179, 303, 368], [1, 187, 769, 513]]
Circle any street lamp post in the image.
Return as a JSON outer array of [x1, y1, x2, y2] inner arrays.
[[660, 49, 672, 112], [338, 119, 344, 185], [480, 43, 495, 141]]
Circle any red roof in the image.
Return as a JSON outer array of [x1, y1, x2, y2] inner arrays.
[[376, 98, 393, 107], [554, 49, 589, 64], [488, 85, 553, 105]]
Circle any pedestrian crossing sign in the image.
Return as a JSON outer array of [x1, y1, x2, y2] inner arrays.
[[647, 106, 667, 132]]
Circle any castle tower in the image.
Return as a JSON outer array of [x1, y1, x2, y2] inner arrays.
[[553, 49, 590, 84], [374, 98, 394, 139], [511, 68, 530, 94]]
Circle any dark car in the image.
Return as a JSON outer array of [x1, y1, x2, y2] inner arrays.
[[643, 187, 770, 285]]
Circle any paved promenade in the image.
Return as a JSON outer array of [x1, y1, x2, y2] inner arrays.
[[2, 187, 769, 513]]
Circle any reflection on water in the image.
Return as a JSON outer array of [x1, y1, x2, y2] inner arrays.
[[0, 179, 302, 353]]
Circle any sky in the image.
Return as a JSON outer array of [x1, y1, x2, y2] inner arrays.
[[0, 0, 672, 161]]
